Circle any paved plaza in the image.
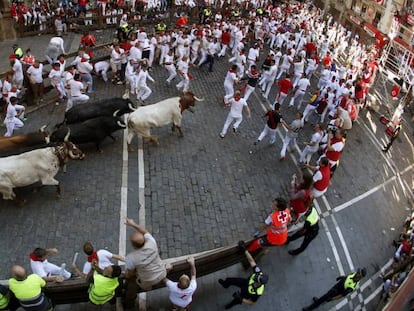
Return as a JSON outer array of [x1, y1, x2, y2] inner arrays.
[[0, 30, 413, 311]]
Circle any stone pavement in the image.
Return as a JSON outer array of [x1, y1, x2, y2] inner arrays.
[[0, 35, 413, 311]]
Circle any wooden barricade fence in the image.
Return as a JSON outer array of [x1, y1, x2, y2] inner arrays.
[[7, 239, 256, 305]]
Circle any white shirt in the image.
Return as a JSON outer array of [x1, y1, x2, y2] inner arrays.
[[5, 103, 17, 121], [177, 60, 189, 75], [82, 249, 114, 274], [30, 259, 52, 278], [166, 279, 197, 308], [27, 64, 43, 83], [12, 60, 24, 81], [49, 37, 66, 54], [297, 78, 310, 91], [48, 68, 62, 86], [70, 80, 84, 96], [129, 46, 142, 61], [247, 47, 259, 61], [111, 48, 125, 64], [94, 61, 110, 72], [136, 70, 154, 87], [229, 97, 247, 117]]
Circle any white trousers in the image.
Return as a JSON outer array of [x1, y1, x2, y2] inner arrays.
[[165, 65, 177, 83], [221, 113, 242, 136], [258, 124, 276, 144], [137, 85, 152, 101], [300, 145, 318, 164], [280, 134, 297, 158]]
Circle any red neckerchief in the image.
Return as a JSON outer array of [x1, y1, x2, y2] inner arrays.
[[234, 95, 241, 101], [87, 251, 98, 263], [229, 68, 237, 73], [29, 253, 44, 262]]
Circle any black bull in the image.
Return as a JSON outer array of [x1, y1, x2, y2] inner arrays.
[[64, 98, 136, 124], [51, 116, 126, 151]]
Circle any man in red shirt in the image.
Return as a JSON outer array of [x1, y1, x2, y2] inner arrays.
[[324, 129, 345, 177], [275, 74, 293, 107], [306, 157, 331, 198], [305, 40, 317, 58], [322, 51, 332, 68], [218, 28, 231, 57]]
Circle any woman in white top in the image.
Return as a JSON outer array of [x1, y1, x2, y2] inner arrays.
[[4, 96, 25, 137]]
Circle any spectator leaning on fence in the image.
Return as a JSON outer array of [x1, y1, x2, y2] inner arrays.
[[8, 265, 53, 311]]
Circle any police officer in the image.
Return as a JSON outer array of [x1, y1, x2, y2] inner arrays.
[[202, 7, 212, 24], [218, 241, 268, 309], [303, 268, 367, 310], [88, 264, 122, 306], [287, 205, 319, 255], [0, 285, 19, 311], [12, 44, 23, 60], [155, 22, 166, 33], [8, 265, 53, 311]]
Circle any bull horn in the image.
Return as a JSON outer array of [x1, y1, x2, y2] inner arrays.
[[64, 129, 71, 142], [40, 125, 47, 132], [113, 109, 120, 117], [194, 96, 205, 102], [117, 120, 127, 128], [128, 103, 137, 111]]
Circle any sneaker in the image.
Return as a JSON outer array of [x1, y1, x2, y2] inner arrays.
[[279, 157, 285, 161], [22, 118, 27, 123], [219, 133, 225, 138], [254, 140, 260, 145], [232, 127, 237, 133], [116, 80, 124, 85]]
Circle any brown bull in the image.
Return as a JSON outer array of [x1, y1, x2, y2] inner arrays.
[[0, 126, 50, 154]]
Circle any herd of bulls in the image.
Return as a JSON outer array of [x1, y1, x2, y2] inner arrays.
[[0, 92, 202, 201]]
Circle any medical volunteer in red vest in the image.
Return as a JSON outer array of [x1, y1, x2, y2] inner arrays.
[[248, 198, 291, 252]]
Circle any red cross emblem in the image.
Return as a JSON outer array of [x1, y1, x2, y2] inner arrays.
[[277, 211, 289, 223]]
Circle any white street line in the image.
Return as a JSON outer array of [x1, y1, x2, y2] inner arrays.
[[313, 201, 345, 275], [119, 117, 129, 261], [137, 136, 147, 311], [332, 176, 397, 213], [322, 195, 332, 211], [332, 217, 354, 271]]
